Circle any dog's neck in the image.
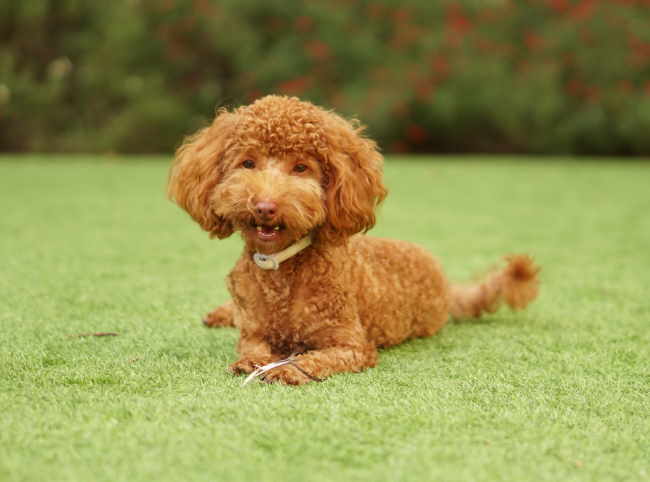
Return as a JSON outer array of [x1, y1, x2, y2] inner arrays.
[[251, 235, 312, 271]]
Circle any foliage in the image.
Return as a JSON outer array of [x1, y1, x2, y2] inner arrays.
[[1, 1, 650, 154]]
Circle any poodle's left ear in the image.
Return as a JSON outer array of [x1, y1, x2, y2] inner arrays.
[[167, 110, 237, 238], [318, 117, 388, 245]]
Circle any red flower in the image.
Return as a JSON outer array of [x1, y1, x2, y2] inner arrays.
[[367, 4, 385, 18], [306, 41, 330, 60], [278, 76, 312, 95], [294, 16, 313, 33], [566, 79, 600, 102], [246, 90, 263, 102], [547, 0, 570, 13], [416, 82, 435, 100], [407, 124, 428, 143], [431, 55, 450, 77], [524, 31, 544, 51], [566, 78, 584, 96], [618, 80, 633, 93], [392, 7, 411, 23], [446, 3, 473, 35], [570, 0, 597, 20]]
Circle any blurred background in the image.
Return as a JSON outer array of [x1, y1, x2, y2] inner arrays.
[[1, 0, 649, 155]]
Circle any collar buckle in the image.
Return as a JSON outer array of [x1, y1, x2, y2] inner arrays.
[[253, 253, 280, 270]]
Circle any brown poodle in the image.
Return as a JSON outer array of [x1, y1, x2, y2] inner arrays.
[[168, 95, 539, 385]]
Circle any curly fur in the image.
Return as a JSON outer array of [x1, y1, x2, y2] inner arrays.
[[169, 95, 540, 385]]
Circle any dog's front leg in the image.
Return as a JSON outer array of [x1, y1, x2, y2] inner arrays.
[[263, 327, 378, 385], [203, 300, 235, 328]]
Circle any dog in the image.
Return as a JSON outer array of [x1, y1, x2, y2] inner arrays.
[[168, 95, 539, 385]]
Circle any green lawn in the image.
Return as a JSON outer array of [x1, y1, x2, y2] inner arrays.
[[1, 155, 648, 482]]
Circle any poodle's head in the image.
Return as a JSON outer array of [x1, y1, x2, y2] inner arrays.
[[168, 95, 387, 254]]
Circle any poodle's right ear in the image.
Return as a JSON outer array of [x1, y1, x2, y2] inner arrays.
[[167, 109, 237, 238]]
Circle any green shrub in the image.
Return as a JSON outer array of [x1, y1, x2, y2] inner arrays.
[[1, 0, 649, 154]]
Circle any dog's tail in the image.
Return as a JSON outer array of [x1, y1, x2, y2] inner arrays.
[[449, 254, 540, 320]]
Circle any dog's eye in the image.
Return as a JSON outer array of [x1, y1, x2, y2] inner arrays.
[[293, 163, 308, 173], [242, 160, 256, 169]]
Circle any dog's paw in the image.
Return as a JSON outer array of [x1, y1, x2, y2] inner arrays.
[[203, 306, 234, 328], [229, 357, 272, 375], [261, 364, 314, 386]]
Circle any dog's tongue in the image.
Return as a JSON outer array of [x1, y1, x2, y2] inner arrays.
[[261, 225, 275, 234]]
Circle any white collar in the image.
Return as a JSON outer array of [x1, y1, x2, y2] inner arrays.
[[252, 235, 312, 270]]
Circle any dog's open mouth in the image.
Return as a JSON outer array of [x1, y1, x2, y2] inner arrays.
[[250, 220, 286, 241]]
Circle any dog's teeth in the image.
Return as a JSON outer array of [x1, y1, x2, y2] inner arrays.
[[256, 226, 262, 232], [274, 226, 280, 231]]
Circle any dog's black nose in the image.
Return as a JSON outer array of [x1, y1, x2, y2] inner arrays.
[[255, 201, 277, 218]]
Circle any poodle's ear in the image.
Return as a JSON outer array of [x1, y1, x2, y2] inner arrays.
[[318, 119, 388, 245], [167, 109, 237, 239]]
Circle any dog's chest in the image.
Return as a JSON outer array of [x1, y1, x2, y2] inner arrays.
[[261, 275, 310, 352], [230, 268, 309, 353]]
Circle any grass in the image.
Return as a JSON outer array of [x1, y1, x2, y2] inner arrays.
[[1, 154, 648, 482]]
